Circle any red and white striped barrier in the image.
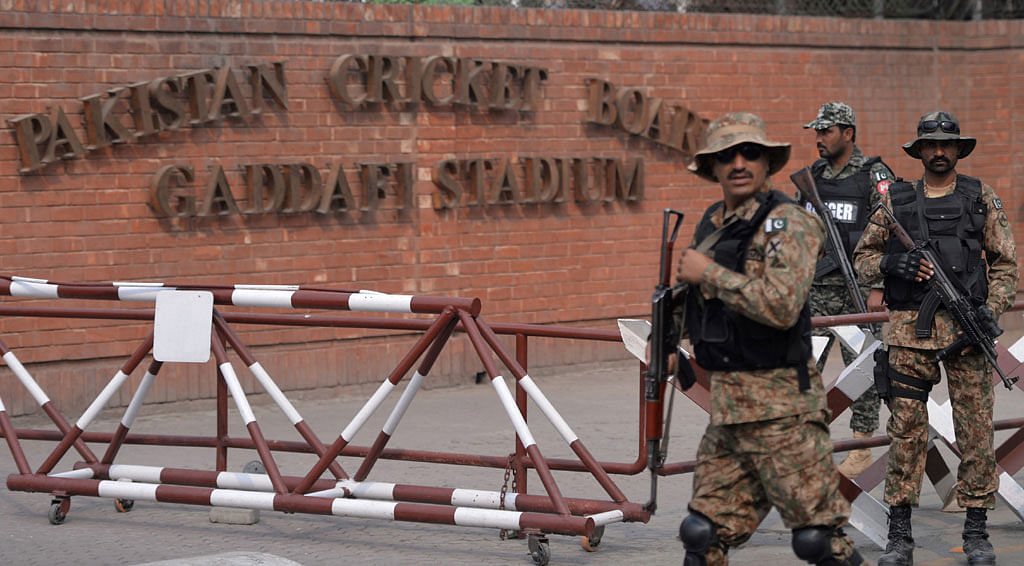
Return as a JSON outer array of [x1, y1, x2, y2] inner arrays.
[[0, 275, 480, 315], [0, 276, 648, 563], [6, 474, 599, 536]]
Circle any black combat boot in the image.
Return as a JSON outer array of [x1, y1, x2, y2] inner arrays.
[[878, 504, 914, 566], [962, 507, 996, 565]]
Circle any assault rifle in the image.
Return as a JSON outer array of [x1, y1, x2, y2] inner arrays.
[[790, 167, 873, 329], [873, 202, 1018, 390], [645, 208, 689, 512]]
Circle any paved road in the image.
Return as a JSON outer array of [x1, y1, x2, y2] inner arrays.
[[3, 357, 1024, 565]]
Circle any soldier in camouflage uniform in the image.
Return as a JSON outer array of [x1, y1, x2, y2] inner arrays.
[[799, 102, 895, 478], [853, 111, 1018, 566], [675, 112, 864, 566]]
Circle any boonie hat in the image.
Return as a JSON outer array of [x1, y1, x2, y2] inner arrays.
[[688, 112, 791, 182], [803, 101, 856, 130], [902, 110, 976, 159]]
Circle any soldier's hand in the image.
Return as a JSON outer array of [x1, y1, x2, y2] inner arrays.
[[677, 249, 713, 284], [977, 304, 1003, 339], [880, 250, 934, 282], [867, 289, 884, 311]]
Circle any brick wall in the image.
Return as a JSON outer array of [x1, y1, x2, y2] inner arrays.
[[0, 1, 1021, 415]]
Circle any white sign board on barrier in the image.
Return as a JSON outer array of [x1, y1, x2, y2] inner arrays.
[[153, 290, 213, 363]]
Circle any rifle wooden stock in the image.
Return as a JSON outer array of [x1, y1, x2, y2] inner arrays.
[[790, 167, 871, 318]]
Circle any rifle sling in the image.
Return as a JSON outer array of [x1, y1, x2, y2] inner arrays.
[[694, 214, 737, 255]]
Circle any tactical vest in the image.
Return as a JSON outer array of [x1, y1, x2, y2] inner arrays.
[[684, 190, 813, 390], [800, 157, 881, 277], [883, 175, 988, 320]]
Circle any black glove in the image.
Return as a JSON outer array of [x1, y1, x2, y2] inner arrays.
[[977, 304, 1003, 339], [880, 251, 925, 281]]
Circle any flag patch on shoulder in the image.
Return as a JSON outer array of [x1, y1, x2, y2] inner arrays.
[[765, 218, 787, 232]]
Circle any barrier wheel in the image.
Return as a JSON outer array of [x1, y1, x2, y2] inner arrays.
[[114, 498, 135, 513], [579, 525, 605, 552], [243, 460, 266, 474], [48, 501, 67, 525], [527, 534, 550, 566]]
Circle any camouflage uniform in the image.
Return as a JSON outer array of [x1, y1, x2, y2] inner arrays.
[[800, 103, 893, 435], [682, 113, 859, 565], [854, 180, 1017, 508]]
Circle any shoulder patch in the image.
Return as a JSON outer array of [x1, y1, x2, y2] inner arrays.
[[876, 179, 891, 195], [873, 169, 892, 182], [993, 197, 1003, 210], [765, 217, 787, 233]]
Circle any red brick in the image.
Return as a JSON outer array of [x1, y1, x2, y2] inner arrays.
[[0, 3, 1022, 416]]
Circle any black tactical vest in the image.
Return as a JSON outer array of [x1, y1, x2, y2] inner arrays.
[[684, 190, 813, 390], [883, 175, 988, 314], [800, 157, 882, 277]]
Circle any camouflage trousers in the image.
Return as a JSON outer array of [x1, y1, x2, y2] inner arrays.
[[883, 345, 997, 508], [809, 283, 880, 434], [688, 410, 857, 565]]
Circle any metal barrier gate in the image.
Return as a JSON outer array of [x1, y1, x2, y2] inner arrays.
[[2, 275, 1024, 564], [0, 275, 656, 565]]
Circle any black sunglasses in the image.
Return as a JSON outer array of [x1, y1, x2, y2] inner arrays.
[[713, 143, 764, 164], [919, 120, 959, 134]]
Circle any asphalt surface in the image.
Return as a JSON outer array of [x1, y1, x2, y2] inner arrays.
[[3, 355, 1024, 566]]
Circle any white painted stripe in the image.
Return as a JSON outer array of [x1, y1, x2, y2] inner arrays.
[[833, 341, 881, 399], [122, 371, 157, 427], [0, 395, 4, 412], [210, 489, 277, 510], [347, 293, 413, 313], [849, 491, 890, 549], [519, 375, 578, 443], [234, 284, 301, 291], [451, 488, 508, 510], [231, 289, 295, 309], [453, 507, 522, 530], [108, 464, 165, 484], [337, 480, 396, 500], [831, 325, 867, 356], [50, 468, 95, 479], [998, 471, 1024, 518], [11, 276, 49, 284], [115, 282, 171, 302], [382, 371, 425, 435], [587, 510, 625, 527], [491, 376, 536, 447], [307, 488, 347, 499], [249, 362, 302, 425], [331, 497, 397, 520], [9, 278, 58, 298], [1009, 335, 1024, 363], [98, 479, 158, 501], [220, 363, 256, 424], [216, 471, 275, 492], [341, 381, 395, 442], [77, 370, 131, 429], [3, 352, 49, 405]]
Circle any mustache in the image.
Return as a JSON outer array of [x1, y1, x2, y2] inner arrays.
[[929, 156, 951, 166], [727, 169, 753, 180]]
